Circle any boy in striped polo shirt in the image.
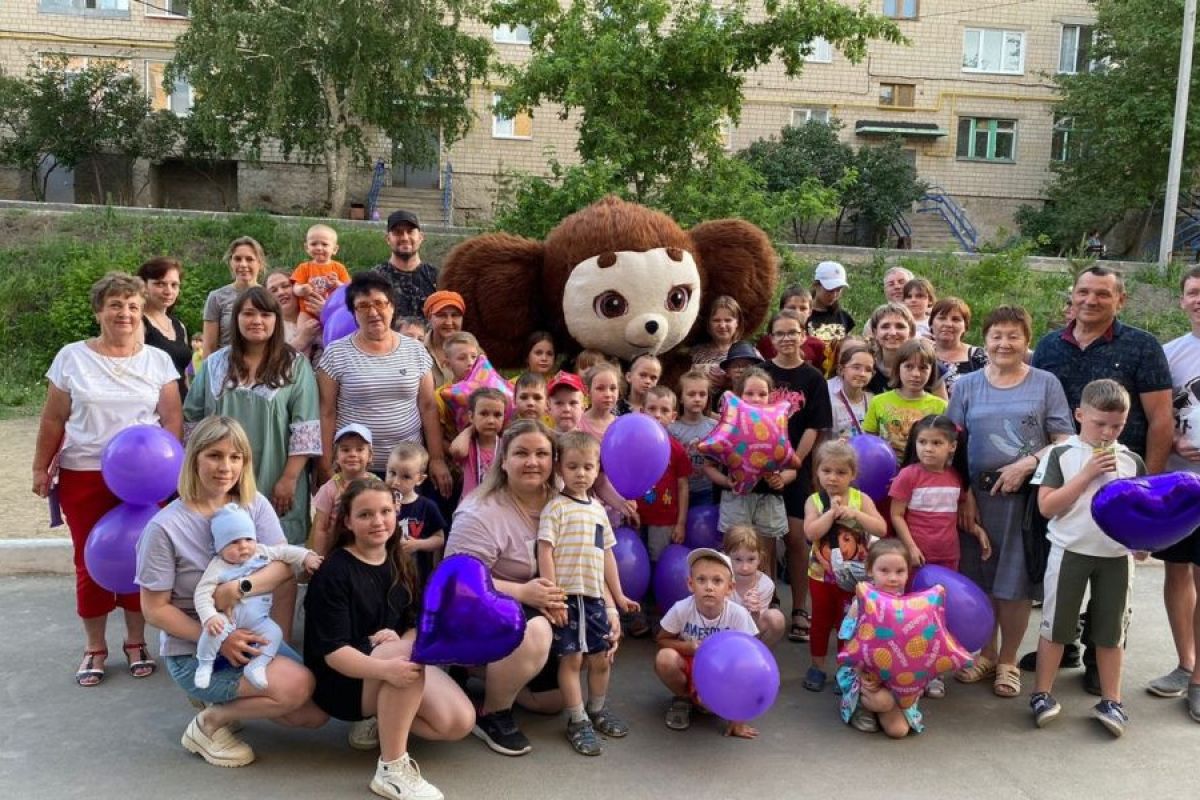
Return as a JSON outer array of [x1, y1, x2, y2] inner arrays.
[[537, 431, 641, 756]]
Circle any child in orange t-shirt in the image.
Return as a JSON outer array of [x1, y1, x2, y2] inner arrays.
[[291, 223, 351, 326]]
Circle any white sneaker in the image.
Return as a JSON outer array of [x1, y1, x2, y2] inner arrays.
[[370, 753, 443, 800], [181, 713, 255, 767], [349, 716, 380, 750]]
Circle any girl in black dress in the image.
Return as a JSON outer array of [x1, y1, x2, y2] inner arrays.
[[304, 478, 472, 800]]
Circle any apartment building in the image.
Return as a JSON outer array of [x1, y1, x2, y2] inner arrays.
[[0, 1, 1098, 237]]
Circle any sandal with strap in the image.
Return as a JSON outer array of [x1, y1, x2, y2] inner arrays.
[[954, 654, 996, 684], [993, 663, 1022, 698], [123, 641, 157, 679], [788, 609, 811, 643], [76, 648, 108, 687]]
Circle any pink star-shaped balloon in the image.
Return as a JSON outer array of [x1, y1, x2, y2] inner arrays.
[[439, 355, 514, 432], [696, 391, 797, 495], [838, 583, 972, 709]]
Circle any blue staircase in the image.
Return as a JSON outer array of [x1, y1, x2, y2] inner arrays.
[[365, 159, 386, 221], [916, 185, 978, 252], [1173, 191, 1200, 258]]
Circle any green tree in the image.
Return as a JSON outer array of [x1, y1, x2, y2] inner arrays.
[[489, 0, 902, 200], [168, 0, 492, 214], [0, 58, 177, 201], [844, 136, 926, 247], [1025, 0, 1200, 255]]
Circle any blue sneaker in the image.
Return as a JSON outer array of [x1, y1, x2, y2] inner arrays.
[[803, 666, 827, 692], [1092, 699, 1128, 738], [1030, 692, 1061, 728]]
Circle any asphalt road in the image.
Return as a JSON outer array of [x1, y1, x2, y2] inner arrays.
[[1, 568, 1195, 800]]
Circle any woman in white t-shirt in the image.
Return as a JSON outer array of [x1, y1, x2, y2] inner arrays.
[[32, 272, 182, 688]]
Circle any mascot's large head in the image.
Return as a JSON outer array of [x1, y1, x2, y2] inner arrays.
[[438, 196, 777, 367]]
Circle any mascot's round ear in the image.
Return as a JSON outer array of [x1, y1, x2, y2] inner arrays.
[[688, 220, 778, 340], [439, 233, 547, 368]]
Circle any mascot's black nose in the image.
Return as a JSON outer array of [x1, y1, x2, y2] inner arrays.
[[645, 320, 659, 334]]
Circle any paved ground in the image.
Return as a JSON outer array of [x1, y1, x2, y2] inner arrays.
[[2, 568, 1195, 800]]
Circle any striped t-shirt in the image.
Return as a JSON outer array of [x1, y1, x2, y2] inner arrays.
[[536, 492, 616, 598], [318, 334, 432, 471]]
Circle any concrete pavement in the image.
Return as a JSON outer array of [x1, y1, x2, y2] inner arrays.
[[0, 568, 1195, 800]]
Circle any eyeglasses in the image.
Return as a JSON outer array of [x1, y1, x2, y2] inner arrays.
[[353, 299, 392, 314], [771, 330, 802, 338]]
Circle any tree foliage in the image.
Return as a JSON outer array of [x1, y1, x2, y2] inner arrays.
[[488, 0, 903, 200], [0, 58, 177, 201], [169, 0, 492, 214], [1022, 0, 1200, 255]]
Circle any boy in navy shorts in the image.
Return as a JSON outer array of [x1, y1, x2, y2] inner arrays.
[[1030, 379, 1145, 737], [537, 431, 640, 756]]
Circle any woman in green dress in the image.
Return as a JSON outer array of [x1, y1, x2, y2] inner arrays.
[[185, 287, 321, 547]]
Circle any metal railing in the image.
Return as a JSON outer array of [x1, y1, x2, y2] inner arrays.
[[916, 185, 978, 252], [366, 159, 386, 221], [441, 162, 454, 226], [889, 213, 912, 246]]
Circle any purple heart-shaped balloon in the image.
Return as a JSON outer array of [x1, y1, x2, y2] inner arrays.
[[412, 554, 526, 666], [1091, 471, 1200, 552]]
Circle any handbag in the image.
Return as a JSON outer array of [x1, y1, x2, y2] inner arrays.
[[1021, 485, 1051, 584]]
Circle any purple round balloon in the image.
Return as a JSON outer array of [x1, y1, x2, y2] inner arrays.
[[412, 554, 526, 666], [600, 413, 670, 499], [1091, 472, 1200, 552], [848, 434, 898, 504], [652, 543, 692, 614], [322, 307, 358, 347], [321, 284, 348, 324], [83, 502, 159, 594], [613, 526, 651, 601], [693, 631, 780, 721], [683, 504, 721, 550], [100, 424, 184, 505], [910, 564, 995, 653]]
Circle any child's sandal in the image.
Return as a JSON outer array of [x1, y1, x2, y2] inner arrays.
[[76, 648, 108, 687], [954, 654, 996, 684], [122, 641, 156, 679], [993, 663, 1022, 698], [665, 697, 692, 731], [788, 609, 811, 643]]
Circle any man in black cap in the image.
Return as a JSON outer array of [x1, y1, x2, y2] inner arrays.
[[369, 209, 439, 325]]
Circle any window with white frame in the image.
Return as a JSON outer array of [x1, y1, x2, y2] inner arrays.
[[146, 62, 193, 116], [804, 37, 833, 64], [956, 117, 1017, 162], [493, 24, 531, 44], [492, 94, 532, 139], [145, 0, 189, 17], [883, 0, 918, 19], [40, 0, 129, 13], [791, 107, 831, 126], [1058, 24, 1096, 74], [962, 28, 1024, 75], [1051, 115, 1074, 162]]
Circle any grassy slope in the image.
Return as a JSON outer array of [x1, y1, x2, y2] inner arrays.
[[0, 210, 1188, 412]]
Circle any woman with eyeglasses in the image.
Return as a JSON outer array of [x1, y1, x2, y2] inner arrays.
[[316, 272, 451, 498]]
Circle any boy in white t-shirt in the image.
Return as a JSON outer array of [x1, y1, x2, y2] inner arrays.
[[654, 547, 759, 738], [1029, 379, 1145, 737]]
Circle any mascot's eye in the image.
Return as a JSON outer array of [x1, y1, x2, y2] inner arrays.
[[594, 291, 629, 319], [665, 285, 693, 312]]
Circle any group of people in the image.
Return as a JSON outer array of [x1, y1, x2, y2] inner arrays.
[[29, 204, 1200, 798]]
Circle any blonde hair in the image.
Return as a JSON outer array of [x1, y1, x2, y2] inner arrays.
[[1080, 378, 1130, 413], [707, 295, 745, 341], [814, 439, 857, 475], [305, 223, 338, 243], [557, 430, 600, 460], [645, 384, 677, 407], [474, 419, 558, 501], [735, 366, 773, 396], [575, 349, 611, 374], [722, 524, 759, 555], [443, 331, 480, 355], [224, 236, 268, 273], [178, 416, 257, 506], [678, 368, 711, 393], [583, 361, 623, 394], [388, 441, 429, 471]]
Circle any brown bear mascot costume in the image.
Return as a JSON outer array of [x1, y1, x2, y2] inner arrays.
[[438, 196, 778, 377]]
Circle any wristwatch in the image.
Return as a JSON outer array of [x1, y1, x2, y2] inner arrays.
[[238, 579, 253, 598]]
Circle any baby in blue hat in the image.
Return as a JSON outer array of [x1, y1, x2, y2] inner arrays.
[[193, 504, 322, 690]]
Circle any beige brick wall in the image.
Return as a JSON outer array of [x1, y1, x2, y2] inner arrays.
[[0, 0, 1098, 231]]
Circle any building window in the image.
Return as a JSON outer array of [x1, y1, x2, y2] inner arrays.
[[492, 94, 532, 139], [883, 0, 918, 19], [39, 0, 129, 13], [493, 24, 531, 44], [804, 37, 833, 64], [145, 0, 189, 17], [1058, 24, 1096, 74], [1051, 115, 1074, 162], [791, 107, 831, 126], [147, 62, 193, 116], [957, 117, 1017, 162], [879, 83, 916, 108], [717, 117, 734, 151], [962, 28, 1025, 75]]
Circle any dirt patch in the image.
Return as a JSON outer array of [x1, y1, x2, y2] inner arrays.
[[0, 212, 68, 249], [1, 415, 63, 540]]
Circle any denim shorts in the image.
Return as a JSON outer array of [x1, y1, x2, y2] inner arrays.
[[165, 642, 302, 705]]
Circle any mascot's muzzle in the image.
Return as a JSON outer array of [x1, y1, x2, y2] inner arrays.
[[626, 314, 668, 352]]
